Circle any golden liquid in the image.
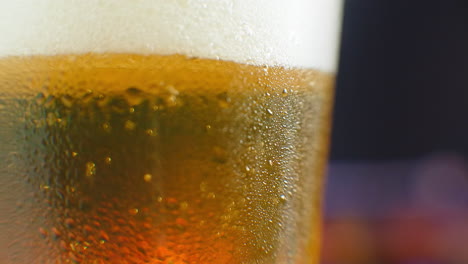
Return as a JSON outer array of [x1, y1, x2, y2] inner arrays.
[[0, 54, 334, 264]]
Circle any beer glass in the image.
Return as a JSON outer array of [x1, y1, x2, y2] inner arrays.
[[0, 1, 342, 263]]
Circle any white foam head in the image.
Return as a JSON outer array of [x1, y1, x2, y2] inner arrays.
[[0, 0, 342, 72]]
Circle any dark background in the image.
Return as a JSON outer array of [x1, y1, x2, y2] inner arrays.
[[330, 0, 468, 160], [323, 1, 468, 263]]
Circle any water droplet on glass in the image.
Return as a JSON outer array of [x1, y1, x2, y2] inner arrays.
[[165, 198, 179, 210], [39, 227, 48, 238], [180, 202, 189, 210], [166, 85, 179, 95], [104, 157, 112, 165], [99, 230, 110, 241], [125, 87, 144, 105], [128, 208, 139, 216], [217, 92, 231, 108], [143, 174, 152, 182], [124, 120, 136, 131], [60, 95, 74, 108], [65, 218, 75, 228], [176, 217, 188, 228], [102, 122, 111, 132], [145, 129, 156, 136], [51, 227, 61, 239], [200, 182, 207, 192], [85, 162, 96, 177], [46, 112, 57, 126], [212, 146, 227, 164]]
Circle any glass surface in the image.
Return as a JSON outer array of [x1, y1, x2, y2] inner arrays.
[[0, 1, 342, 263]]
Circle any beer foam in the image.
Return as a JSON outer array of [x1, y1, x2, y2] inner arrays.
[[0, 0, 342, 71]]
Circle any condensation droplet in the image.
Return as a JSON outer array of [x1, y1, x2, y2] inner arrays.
[[143, 174, 152, 182], [99, 230, 110, 241], [268, 160, 274, 166], [72, 152, 79, 157], [128, 208, 139, 216], [129, 107, 135, 113], [145, 129, 156, 136], [165, 198, 179, 210], [85, 162, 96, 177], [124, 120, 136, 131], [51, 227, 61, 239], [102, 122, 111, 132], [65, 218, 75, 228], [200, 182, 207, 192], [176, 217, 188, 228], [104, 157, 112, 165], [46, 112, 56, 126], [60, 95, 74, 108], [166, 85, 179, 96], [164, 85, 179, 106], [39, 227, 48, 238], [245, 165, 251, 172], [212, 146, 227, 164], [180, 202, 189, 211], [66, 185, 76, 193], [267, 109, 274, 115], [217, 92, 231, 108], [126, 87, 144, 106]]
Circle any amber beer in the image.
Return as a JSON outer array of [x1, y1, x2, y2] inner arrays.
[[0, 1, 342, 264]]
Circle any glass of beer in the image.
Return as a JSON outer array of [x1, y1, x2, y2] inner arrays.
[[0, 1, 342, 263]]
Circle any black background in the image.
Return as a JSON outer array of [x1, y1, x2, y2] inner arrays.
[[330, 0, 468, 160]]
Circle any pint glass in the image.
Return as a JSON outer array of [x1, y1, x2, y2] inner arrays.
[[0, 1, 342, 263]]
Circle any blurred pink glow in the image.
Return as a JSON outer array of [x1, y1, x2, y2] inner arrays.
[[323, 153, 468, 264]]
